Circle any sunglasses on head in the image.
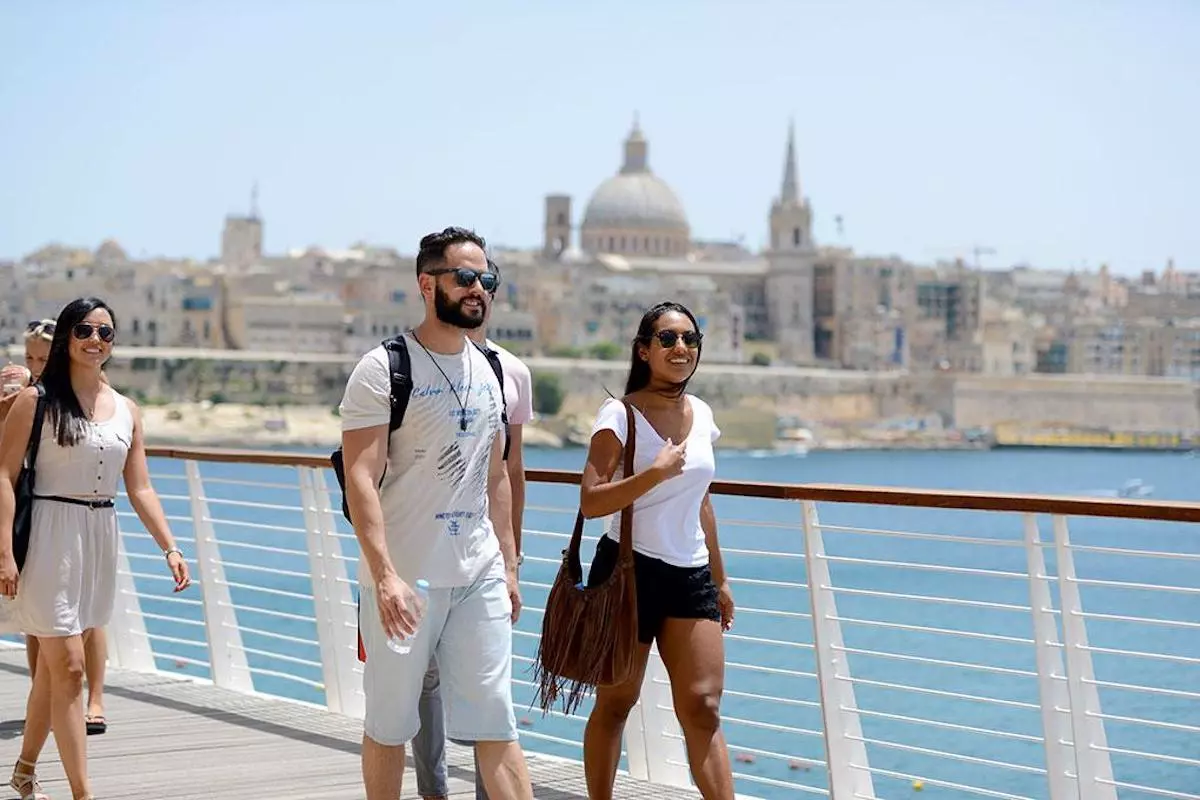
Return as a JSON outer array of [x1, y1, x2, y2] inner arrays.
[[426, 267, 500, 293], [649, 329, 703, 349], [72, 323, 115, 343], [26, 320, 55, 335]]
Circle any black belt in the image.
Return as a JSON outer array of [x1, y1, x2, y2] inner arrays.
[[33, 495, 115, 509]]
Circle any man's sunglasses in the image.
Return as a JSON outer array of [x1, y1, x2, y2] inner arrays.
[[426, 267, 500, 293], [647, 330, 703, 349], [26, 320, 55, 335], [72, 323, 116, 343]]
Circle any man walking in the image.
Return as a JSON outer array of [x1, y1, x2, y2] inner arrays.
[[412, 271, 535, 800], [339, 227, 533, 800]]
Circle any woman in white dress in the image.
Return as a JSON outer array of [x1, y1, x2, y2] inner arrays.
[[0, 297, 191, 800]]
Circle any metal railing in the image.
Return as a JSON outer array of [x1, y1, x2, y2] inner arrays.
[[13, 445, 1200, 800]]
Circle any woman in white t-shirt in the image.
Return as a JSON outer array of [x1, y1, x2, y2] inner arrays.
[[579, 301, 735, 800]]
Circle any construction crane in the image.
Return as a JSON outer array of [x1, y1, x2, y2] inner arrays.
[[926, 245, 997, 269]]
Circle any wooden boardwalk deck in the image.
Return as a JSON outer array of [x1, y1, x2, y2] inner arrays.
[[0, 650, 698, 799]]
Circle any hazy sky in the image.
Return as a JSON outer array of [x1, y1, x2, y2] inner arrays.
[[2, 0, 1196, 274]]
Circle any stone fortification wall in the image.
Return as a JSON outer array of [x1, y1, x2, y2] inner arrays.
[[14, 345, 1191, 434], [952, 375, 1200, 432], [532, 357, 916, 423]]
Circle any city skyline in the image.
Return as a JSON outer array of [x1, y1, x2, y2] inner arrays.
[[2, 0, 1197, 275]]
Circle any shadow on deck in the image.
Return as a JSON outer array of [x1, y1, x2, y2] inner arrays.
[[0, 650, 694, 799]]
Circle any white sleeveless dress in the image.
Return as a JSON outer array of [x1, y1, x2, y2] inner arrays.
[[15, 388, 132, 638]]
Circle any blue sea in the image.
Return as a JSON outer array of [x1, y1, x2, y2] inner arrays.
[[106, 447, 1200, 798]]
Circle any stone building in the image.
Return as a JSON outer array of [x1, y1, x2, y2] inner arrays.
[[501, 118, 915, 367]]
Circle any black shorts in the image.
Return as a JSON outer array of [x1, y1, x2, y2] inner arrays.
[[587, 534, 720, 645]]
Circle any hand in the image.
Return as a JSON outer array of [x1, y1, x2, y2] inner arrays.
[[651, 437, 687, 481], [0, 553, 17, 599], [507, 573, 522, 624], [717, 581, 735, 631], [166, 551, 191, 592], [376, 574, 423, 640], [0, 364, 29, 394]]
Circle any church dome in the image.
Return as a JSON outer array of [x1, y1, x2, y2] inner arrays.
[[583, 173, 689, 232], [580, 120, 690, 257]]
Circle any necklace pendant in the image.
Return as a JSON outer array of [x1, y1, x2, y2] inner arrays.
[[459, 415, 467, 432]]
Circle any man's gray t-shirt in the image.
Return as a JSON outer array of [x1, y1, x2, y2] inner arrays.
[[339, 332, 503, 589]]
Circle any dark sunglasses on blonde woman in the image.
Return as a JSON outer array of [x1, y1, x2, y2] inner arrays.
[[649, 330, 703, 349], [72, 323, 115, 343]]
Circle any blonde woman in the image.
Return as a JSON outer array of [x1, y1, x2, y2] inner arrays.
[[0, 320, 113, 734]]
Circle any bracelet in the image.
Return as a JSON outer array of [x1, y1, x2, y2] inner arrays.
[[164, 548, 184, 560]]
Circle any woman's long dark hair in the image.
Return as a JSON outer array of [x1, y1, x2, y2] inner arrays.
[[623, 301, 703, 397], [40, 297, 117, 447]]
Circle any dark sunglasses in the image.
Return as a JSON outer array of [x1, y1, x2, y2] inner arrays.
[[427, 267, 500, 293], [648, 330, 703, 349], [72, 323, 116, 343], [26, 320, 55, 334]]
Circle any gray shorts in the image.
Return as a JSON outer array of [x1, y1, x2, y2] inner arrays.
[[359, 564, 517, 747]]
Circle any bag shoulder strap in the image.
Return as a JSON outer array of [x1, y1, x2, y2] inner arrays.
[[564, 399, 636, 581], [472, 340, 511, 461], [26, 384, 47, 467], [614, 400, 636, 560], [382, 335, 413, 434]]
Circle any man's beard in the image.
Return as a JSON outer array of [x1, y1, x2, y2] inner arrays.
[[434, 284, 485, 329]]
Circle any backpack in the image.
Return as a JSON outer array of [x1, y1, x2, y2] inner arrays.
[[329, 334, 510, 524]]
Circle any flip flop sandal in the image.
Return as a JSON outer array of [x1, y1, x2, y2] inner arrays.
[[85, 714, 107, 735]]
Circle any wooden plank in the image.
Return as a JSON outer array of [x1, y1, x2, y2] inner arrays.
[[0, 650, 700, 799]]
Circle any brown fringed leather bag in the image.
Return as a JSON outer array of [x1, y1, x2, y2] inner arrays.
[[533, 401, 639, 715]]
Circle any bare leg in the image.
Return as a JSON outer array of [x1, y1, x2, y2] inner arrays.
[[362, 735, 405, 800], [475, 740, 532, 800], [37, 635, 90, 800], [656, 618, 734, 800], [83, 628, 107, 728], [25, 635, 38, 680], [10, 646, 53, 795], [582, 643, 653, 800]]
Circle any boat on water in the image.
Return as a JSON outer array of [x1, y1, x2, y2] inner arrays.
[[774, 416, 814, 456], [1080, 477, 1156, 498]]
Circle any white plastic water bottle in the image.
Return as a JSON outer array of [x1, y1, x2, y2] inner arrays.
[[386, 579, 430, 655]]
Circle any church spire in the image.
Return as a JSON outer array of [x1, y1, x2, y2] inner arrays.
[[780, 119, 799, 205], [620, 113, 649, 174]]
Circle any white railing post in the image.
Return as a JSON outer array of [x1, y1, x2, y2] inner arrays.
[[312, 468, 365, 720], [106, 530, 156, 673], [1051, 515, 1116, 800], [627, 646, 691, 787], [621, 691, 651, 781], [801, 500, 876, 800], [1021, 513, 1077, 800], [186, 459, 254, 694], [300, 466, 362, 718]]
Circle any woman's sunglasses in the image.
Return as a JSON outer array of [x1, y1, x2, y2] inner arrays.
[[426, 267, 500, 293], [648, 330, 703, 349], [72, 323, 116, 343]]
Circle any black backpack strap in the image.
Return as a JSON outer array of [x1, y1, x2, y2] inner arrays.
[[472, 341, 511, 461], [382, 336, 413, 433], [26, 385, 47, 466]]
